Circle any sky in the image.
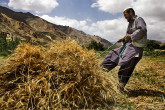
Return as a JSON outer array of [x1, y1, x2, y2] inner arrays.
[[0, 0, 165, 42]]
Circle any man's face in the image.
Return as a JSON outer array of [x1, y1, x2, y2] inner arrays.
[[124, 11, 131, 22]]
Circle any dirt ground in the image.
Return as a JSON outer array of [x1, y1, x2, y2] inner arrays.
[[0, 57, 8, 68]]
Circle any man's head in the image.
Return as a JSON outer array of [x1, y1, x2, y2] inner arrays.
[[123, 7, 135, 22]]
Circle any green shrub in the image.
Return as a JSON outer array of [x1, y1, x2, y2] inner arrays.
[[144, 40, 160, 51], [143, 51, 165, 56], [0, 34, 8, 52], [0, 34, 20, 56], [87, 41, 105, 51], [160, 45, 165, 50], [0, 51, 10, 56]]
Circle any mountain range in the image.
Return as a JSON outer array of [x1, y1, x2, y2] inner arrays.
[[0, 5, 112, 47]]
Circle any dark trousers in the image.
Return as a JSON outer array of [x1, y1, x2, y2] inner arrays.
[[101, 57, 140, 87]]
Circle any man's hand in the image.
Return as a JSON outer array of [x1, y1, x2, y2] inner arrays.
[[117, 38, 124, 42], [117, 34, 131, 43], [125, 34, 131, 39]]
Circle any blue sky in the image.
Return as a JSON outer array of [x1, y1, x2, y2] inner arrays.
[[0, 0, 165, 42]]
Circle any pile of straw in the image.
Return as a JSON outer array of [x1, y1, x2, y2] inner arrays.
[[0, 39, 118, 109]]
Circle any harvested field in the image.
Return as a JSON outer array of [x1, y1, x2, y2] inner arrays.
[[105, 56, 165, 109]]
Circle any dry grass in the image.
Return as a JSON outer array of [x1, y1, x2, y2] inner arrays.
[[96, 53, 165, 110], [125, 56, 165, 110], [107, 56, 165, 110], [0, 39, 119, 109]]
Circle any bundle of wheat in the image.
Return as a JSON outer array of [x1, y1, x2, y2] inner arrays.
[[0, 39, 118, 109]]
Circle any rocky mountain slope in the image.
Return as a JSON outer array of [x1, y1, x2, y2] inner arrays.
[[0, 5, 111, 47]]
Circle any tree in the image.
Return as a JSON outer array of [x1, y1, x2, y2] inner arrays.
[[144, 40, 160, 51], [0, 33, 20, 56], [7, 37, 20, 50], [160, 45, 165, 50], [87, 41, 105, 51], [0, 34, 8, 52]]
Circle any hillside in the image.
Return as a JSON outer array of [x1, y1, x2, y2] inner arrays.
[[0, 5, 111, 47]]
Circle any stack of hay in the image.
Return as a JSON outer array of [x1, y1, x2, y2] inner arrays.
[[0, 39, 118, 109]]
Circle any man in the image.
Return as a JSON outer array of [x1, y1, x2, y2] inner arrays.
[[100, 7, 147, 92]]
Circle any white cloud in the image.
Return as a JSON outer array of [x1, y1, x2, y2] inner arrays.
[[8, 0, 59, 13], [2, 2, 7, 5], [132, 0, 165, 41], [90, 18, 128, 42], [133, 0, 165, 21], [91, 0, 134, 13], [146, 17, 165, 41], [91, 0, 165, 42], [41, 15, 128, 42], [9, 0, 164, 42], [41, 14, 165, 42], [41, 15, 89, 29]]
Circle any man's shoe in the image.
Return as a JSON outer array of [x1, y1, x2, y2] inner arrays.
[[117, 83, 125, 94], [102, 67, 109, 72], [119, 86, 125, 94]]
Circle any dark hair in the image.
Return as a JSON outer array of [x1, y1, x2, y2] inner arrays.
[[125, 8, 135, 15]]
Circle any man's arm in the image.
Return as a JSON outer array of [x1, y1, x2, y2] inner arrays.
[[131, 17, 147, 41]]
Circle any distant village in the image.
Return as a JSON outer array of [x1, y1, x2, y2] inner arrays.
[[0, 32, 12, 42], [0, 32, 25, 42], [0, 31, 23, 54]]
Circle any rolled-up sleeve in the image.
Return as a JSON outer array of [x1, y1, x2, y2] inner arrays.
[[131, 17, 147, 41]]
